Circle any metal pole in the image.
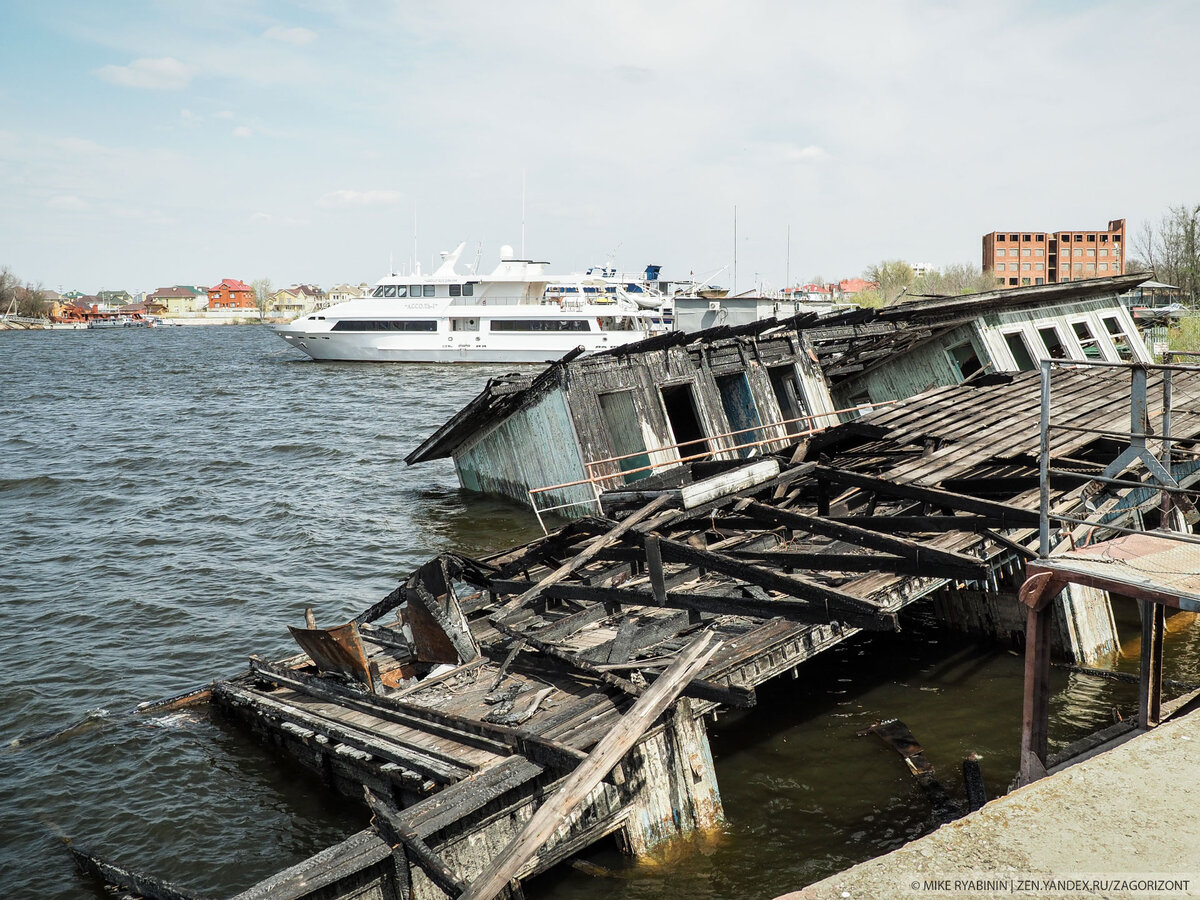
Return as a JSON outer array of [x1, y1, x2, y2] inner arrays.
[[1161, 359, 1174, 525], [1039, 359, 1052, 557]]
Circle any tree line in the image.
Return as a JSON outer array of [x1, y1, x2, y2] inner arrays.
[[849, 260, 996, 308], [1133, 204, 1200, 303], [0, 267, 48, 318]]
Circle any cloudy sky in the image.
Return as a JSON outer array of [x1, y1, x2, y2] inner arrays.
[[2, 0, 1198, 295]]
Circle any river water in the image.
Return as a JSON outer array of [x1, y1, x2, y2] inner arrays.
[[2, 326, 1197, 899]]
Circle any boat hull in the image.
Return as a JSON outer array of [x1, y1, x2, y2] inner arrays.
[[273, 328, 645, 363]]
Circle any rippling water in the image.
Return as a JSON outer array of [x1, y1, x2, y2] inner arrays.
[[2, 326, 1198, 899]]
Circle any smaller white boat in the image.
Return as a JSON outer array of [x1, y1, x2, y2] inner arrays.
[[87, 315, 149, 329]]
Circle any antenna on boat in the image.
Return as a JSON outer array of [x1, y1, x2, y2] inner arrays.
[[733, 205, 737, 295], [786, 223, 791, 292], [412, 206, 419, 277], [521, 169, 526, 258]]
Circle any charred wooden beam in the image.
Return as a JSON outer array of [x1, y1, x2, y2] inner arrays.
[[629, 532, 884, 619], [730, 548, 986, 579], [860, 719, 956, 822], [68, 845, 209, 900], [541, 583, 897, 632], [365, 787, 467, 898], [739, 501, 988, 576], [825, 515, 1011, 533], [810, 465, 1041, 526]]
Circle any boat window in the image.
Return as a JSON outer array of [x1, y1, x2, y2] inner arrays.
[[449, 284, 462, 297], [490, 319, 592, 332], [383, 286, 397, 298], [409, 285, 422, 297], [395, 286, 407, 297], [330, 320, 437, 331], [423, 285, 436, 297], [372, 286, 385, 297], [463, 283, 474, 296]]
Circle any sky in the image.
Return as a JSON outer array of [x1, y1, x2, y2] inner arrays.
[[2, 0, 1199, 296]]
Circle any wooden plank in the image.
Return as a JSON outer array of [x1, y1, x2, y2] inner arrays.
[[808, 468, 1042, 524], [459, 632, 721, 900], [365, 787, 467, 898], [498, 496, 671, 613], [825, 515, 1009, 532], [247, 657, 586, 772]]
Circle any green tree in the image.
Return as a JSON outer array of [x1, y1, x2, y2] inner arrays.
[[863, 259, 914, 304]]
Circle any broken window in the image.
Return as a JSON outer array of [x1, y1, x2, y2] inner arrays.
[[1071, 320, 1102, 359], [768, 364, 809, 435], [715, 372, 764, 458], [947, 340, 983, 379], [1103, 316, 1135, 360], [660, 383, 710, 460], [1004, 331, 1037, 371], [1037, 325, 1067, 359]]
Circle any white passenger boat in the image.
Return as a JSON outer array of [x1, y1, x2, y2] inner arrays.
[[273, 244, 671, 363]]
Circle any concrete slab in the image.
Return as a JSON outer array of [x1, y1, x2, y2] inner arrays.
[[783, 709, 1200, 900]]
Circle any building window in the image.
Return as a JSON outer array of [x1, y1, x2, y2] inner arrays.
[[1022, 263, 1032, 271], [1021, 277, 1031, 285], [996, 263, 1006, 271], [1101, 235, 1109, 243], [1022, 248, 1032, 256], [1100, 263, 1109, 271], [1023, 234, 1032, 240], [1074, 248, 1084, 257], [996, 234, 1006, 242], [1087, 234, 1097, 241], [1061, 234, 1071, 242], [996, 277, 1005, 285], [1010, 234, 1019, 240], [1087, 249, 1096, 257], [1074, 263, 1084, 272], [1035, 263, 1044, 271], [1036, 234, 1045, 241], [1009, 277, 1019, 285], [1035, 248, 1044, 256], [1086, 264, 1095, 272], [1100, 249, 1108, 257], [1035, 277, 1044, 285]]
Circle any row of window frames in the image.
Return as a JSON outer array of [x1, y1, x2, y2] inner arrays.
[[370, 283, 476, 298], [1004, 318, 1135, 368], [998, 276, 1108, 285], [996, 262, 1117, 272], [996, 233, 1120, 243], [996, 247, 1120, 257]]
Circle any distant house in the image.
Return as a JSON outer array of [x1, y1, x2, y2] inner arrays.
[[98, 289, 133, 306], [208, 278, 256, 310], [147, 286, 206, 316], [326, 283, 366, 304], [836, 278, 878, 296], [270, 284, 325, 316]]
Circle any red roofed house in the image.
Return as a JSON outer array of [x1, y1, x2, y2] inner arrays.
[[837, 278, 879, 296], [208, 278, 256, 310]]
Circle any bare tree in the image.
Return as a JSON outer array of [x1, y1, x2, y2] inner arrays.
[[863, 259, 914, 304], [1135, 205, 1200, 302], [252, 278, 273, 322]]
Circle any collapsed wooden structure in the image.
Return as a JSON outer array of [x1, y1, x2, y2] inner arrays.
[[71, 365, 1200, 900]]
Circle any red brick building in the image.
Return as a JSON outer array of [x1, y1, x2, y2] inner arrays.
[[208, 278, 256, 310], [983, 218, 1125, 288]]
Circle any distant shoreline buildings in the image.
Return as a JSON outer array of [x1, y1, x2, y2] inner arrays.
[[983, 218, 1126, 288]]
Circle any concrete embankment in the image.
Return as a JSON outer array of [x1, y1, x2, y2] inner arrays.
[[784, 708, 1200, 900]]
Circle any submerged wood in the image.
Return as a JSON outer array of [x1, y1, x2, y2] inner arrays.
[[459, 631, 720, 900], [69, 844, 212, 900]]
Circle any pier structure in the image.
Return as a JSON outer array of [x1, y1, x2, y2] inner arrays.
[[73, 364, 1200, 899]]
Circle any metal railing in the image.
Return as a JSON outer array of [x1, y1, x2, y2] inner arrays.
[[527, 401, 891, 532]]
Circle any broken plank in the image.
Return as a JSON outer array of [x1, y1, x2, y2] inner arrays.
[[69, 845, 211, 900], [365, 787, 467, 898], [458, 632, 721, 900], [730, 548, 986, 579], [641, 532, 884, 618], [498, 495, 672, 613], [811, 465, 1041, 525], [740, 501, 988, 575]]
